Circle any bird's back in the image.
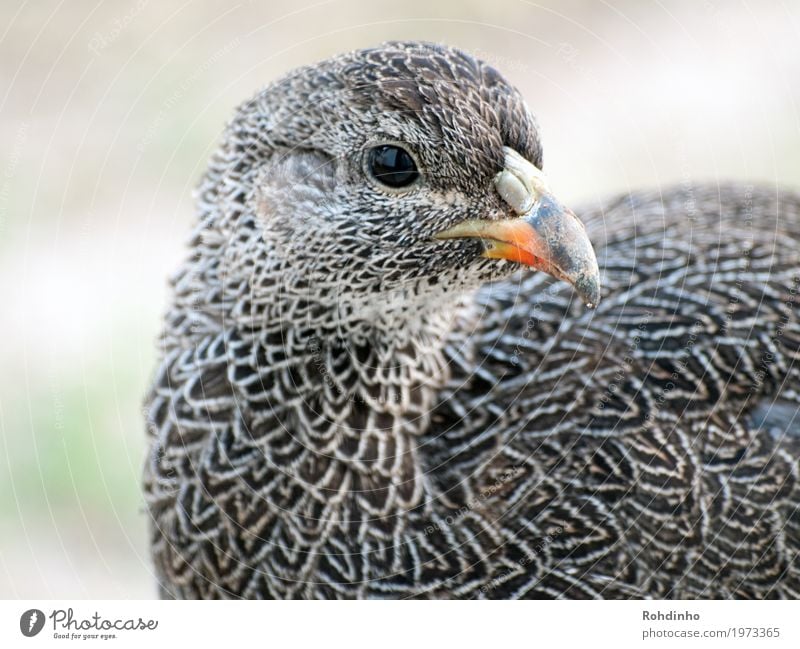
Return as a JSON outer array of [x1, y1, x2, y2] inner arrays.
[[430, 183, 800, 597]]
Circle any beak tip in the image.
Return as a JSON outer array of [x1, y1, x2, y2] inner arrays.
[[577, 278, 601, 309], [571, 259, 601, 309]]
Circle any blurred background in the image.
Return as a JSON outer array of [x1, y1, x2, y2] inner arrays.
[[1, 0, 798, 598]]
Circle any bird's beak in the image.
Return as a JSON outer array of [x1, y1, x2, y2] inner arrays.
[[434, 147, 601, 308]]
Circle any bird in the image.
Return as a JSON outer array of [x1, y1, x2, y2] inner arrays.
[[143, 40, 800, 599]]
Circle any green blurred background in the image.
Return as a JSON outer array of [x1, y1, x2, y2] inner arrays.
[[1, 0, 798, 598]]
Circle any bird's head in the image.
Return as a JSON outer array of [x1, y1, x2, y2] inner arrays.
[[199, 41, 600, 337]]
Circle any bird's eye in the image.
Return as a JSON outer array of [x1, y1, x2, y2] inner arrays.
[[366, 145, 419, 189]]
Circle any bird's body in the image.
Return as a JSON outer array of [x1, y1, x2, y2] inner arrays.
[[144, 42, 800, 599]]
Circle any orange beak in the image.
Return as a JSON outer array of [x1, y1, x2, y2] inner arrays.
[[434, 149, 601, 308]]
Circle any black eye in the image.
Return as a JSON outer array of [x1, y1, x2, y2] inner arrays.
[[367, 145, 419, 189]]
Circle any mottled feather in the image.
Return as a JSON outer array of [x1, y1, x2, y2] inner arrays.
[[144, 42, 800, 599]]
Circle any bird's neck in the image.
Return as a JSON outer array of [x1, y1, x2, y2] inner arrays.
[[264, 272, 474, 411], [240, 286, 473, 509], [287, 291, 466, 433]]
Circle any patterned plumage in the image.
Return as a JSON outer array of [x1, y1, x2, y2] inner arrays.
[[144, 41, 800, 599]]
